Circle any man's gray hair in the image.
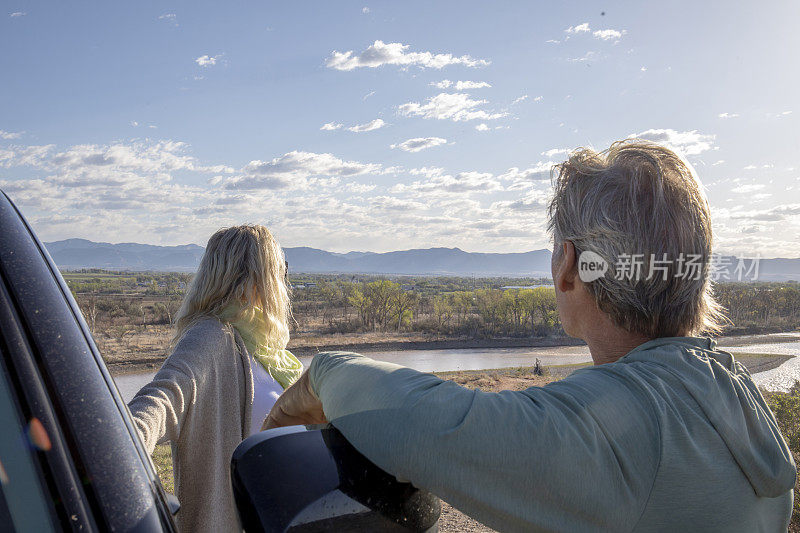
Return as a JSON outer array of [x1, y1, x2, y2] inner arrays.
[[547, 140, 727, 337]]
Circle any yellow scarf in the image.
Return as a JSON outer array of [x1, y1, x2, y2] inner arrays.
[[220, 303, 303, 390]]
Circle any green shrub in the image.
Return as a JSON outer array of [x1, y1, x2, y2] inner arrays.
[[765, 383, 800, 530]]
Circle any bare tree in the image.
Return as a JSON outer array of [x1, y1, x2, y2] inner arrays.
[[79, 291, 99, 335]]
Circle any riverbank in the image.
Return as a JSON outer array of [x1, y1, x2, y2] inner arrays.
[[106, 333, 589, 375], [106, 331, 799, 376], [717, 332, 800, 347]]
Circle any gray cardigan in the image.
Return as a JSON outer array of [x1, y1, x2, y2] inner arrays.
[[128, 318, 253, 533]]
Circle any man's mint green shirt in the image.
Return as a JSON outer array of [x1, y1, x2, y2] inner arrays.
[[309, 338, 795, 532]]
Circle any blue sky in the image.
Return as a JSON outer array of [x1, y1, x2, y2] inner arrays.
[[1, 1, 798, 256]]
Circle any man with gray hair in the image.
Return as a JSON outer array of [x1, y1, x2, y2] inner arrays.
[[266, 141, 796, 531]]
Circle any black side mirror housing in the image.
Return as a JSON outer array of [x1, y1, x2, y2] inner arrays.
[[231, 425, 441, 532]]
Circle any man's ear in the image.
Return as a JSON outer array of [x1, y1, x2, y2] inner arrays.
[[555, 241, 578, 293]]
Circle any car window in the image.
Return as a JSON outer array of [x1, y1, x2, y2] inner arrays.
[[0, 354, 55, 532]]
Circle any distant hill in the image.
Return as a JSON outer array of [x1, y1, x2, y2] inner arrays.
[[43, 239, 552, 276], [43, 239, 800, 280], [283, 246, 553, 276], [44, 239, 206, 272]]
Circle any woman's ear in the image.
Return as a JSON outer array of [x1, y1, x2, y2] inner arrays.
[[555, 241, 578, 293]]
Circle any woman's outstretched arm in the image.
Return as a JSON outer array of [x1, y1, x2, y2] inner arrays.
[[127, 319, 231, 453], [128, 361, 197, 454]]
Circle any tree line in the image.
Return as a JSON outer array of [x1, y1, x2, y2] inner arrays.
[[292, 279, 561, 337], [65, 271, 800, 341]]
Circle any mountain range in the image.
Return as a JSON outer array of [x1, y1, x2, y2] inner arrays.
[[43, 239, 552, 276], [43, 238, 800, 281]]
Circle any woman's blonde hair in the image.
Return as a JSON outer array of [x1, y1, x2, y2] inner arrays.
[[172, 225, 291, 348]]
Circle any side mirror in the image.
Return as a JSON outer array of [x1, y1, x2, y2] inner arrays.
[[231, 425, 441, 532]]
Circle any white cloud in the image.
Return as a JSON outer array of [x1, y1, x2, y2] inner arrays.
[[226, 151, 382, 190], [633, 128, 715, 155], [362, 6, 370, 13], [320, 122, 343, 131], [593, 29, 625, 41], [398, 92, 507, 122], [731, 204, 800, 222], [565, 22, 625, 41], [732, 183, 766, 194], [9, 11, 25, 17], [498, 162, 554, 189], [641, 66, 647, 72], [0, 129, 22, 139], [431, 80, 491, 90], [326, 40, 490, 71], [0, 137, 573, 251], [712, 160, 725, 166], [391, 137, 448, 153], [475, 123, 490, 131], [0, 140, 224, 218], [49, 141, 199, 174], [491, 189, 551, 212], [347, 118, 386, 132], [541, 148, 570, 158], [345, 182, 376, 193], [0, 144, 54, 168], [369, 196, 427, 212], [195, 54, 222, 67], [565, 23, 591, 34], [718, 112, 740, 119], [362, 91, 376, 100], [511, 95, 528, 105], [392, 169, 502, 195], [568, 51, 598, 63], [158, 13, 176, 20]]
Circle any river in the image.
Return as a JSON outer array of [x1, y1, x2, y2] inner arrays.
[[113, 336, 800, 402]]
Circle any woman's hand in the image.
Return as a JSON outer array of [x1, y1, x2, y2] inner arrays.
[[262, 370, 327, 430]]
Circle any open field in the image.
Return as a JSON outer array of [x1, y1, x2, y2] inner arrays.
[[63, 270, 800, 374]]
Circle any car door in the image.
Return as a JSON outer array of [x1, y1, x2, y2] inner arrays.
[[0, 190, 176, 532]]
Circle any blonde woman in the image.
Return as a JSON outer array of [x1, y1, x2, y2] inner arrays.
[[128, 225, 303, 533]]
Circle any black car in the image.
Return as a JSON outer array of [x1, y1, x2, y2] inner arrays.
[[0, 190, 440, 532]]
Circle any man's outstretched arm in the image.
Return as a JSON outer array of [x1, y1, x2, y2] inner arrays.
[[266, 351, 659, 533]]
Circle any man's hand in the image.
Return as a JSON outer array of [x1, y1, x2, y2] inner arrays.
[[262, 370, 327, 430]]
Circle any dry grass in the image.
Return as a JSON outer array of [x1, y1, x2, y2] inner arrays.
[[152, 445, 174, 493]]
